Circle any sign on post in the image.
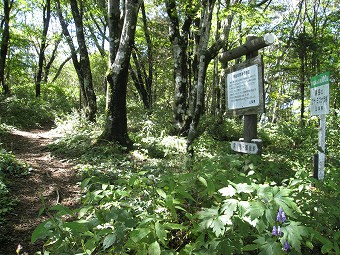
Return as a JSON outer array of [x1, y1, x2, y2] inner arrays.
[[227, 64, 260, 110], [310, 72, 330, 180], [225, 55, 264, 116], [310, 72, 330, 116], [231, 141, 258, 154]]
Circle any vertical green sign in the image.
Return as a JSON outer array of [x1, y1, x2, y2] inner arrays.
[[310, 72, 330, 116]]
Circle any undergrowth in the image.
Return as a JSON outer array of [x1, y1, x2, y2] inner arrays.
[[31, 109, 339, 254]]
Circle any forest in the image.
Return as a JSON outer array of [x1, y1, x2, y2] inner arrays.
[[0, 0, 339, 254]]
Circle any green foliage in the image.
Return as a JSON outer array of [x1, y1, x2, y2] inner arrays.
[[0, 146, 30, 225], [0, 83, 76, 128]]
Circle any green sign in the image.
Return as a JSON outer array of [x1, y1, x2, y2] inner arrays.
[[310, 72, 330, 116]]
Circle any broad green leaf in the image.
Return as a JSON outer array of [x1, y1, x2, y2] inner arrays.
[[156, 188, 167, 199], [198, 176, 208, 187], [242, 243, 260, 251], [220, 199, 238, 223], [246, 201, 265, 220], [234, 183, 254, 194], [163, 223, 187, 230], [281, 221, 308, 252], [218, 185, 236, 197], [64, 220, 89, 233], [31, 220, 52, 243], [148, 241, 161, 255], [103, 234, 116, 250], [131, 228, 151, 243], [155, 221, 167, 245]]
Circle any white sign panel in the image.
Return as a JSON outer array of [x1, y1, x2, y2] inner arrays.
[[231, 141, 258, 154], [310, 72, 330, 116], [227, 64, 260, 110]]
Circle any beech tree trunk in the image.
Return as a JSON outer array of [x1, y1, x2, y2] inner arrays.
[[35, 0, 51, 97], [0, 0, 13, 95], [70, 0, 97, 121], [56, 0, 97, 122], [165, 0, 191, 135], [101, 0, 141, 148], [187, 0, 216, 153]]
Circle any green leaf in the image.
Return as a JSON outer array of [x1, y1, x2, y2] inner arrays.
[[64, 220, 89, 233], [246, 201, 266, 220], [156, 188, 167, 199], [163, 223, 187, 230], [234, 183, 254, 194], [281, 221, 308, 252], [218, 185, 236, 197], [254, 237, 284, 255], [220, 199, 238, 223], [242, 243, 260, 251], [131, 228, 151, 243], [148, 241, 161, 255], [155, 221, 166, 245], [31, 220, 52, 243], [103, 234, 116, 250], [198, 176, 208, 187]]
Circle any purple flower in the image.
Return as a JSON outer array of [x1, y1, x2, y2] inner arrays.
[[263, 197, 268, 203], [281, 211, 286, 222], [277, 207, 287, 223], [277, 226, 282, 236], [283, 240, 290, 251], [272, 226, 277, 236], [272, 225, 282, 236]]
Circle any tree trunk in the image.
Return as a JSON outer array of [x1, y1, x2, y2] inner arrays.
[[56, 0, 97, 122], [35, 0, 51, 97], [101, 0, 140, 148], [130, 50, 150, 109], [187, 0, 216, 154], [0, 0, 13, 95], [165, 0, 191, 135]]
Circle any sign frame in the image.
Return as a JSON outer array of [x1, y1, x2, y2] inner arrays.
[[225, 55, 265, 116]]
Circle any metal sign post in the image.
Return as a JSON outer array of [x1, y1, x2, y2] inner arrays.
[[310, 72, 330, 180]]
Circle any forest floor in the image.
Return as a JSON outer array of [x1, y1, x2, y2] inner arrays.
[[0, 126, 80, 255]]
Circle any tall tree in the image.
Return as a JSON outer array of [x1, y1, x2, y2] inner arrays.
[[129, 1, 153, 109], [0, 0, 13, 95], [101, 0, 141, 147], [35, 0, 51, 97], [55, 0, 97, 121]]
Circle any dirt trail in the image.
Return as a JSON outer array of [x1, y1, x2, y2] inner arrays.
[[0, 127, 80, 254]]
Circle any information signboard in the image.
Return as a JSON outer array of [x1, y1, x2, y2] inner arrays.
[[227, 64, 260, 110], [310, 72, 330, 116], [225, 56, 264, 116]]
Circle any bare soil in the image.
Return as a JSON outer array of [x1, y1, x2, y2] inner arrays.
[[0, 127, 80, 255]]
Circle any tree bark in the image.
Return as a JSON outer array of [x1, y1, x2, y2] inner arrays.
[[187, 0, 216, 154], [101, 0, 140, 148], [0, 0, 13, 95], [165, 0, 191, 135], [70, 0, 97, 121], [35, 0, 51, 97], [56, 0, 97, 121]]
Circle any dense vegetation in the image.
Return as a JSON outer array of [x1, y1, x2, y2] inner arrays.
[[0, 0, 339, 254]]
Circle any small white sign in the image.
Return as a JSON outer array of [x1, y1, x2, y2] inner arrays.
[[231, 141, 258, 154], [227, 64, 260, 110], [310, 72, 330, 116]]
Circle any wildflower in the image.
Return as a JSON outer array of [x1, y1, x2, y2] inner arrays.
[[272, 226, 277, 236], [277, 226, 282, 236], [277, 207, 287, 223], [283, 240, 290, 252]]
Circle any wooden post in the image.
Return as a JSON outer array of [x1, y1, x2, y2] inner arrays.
[[244, 35, 259, 142]]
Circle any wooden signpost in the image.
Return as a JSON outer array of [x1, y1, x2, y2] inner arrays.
[[311, 72, 330, 180], [221, 34, 275, 154]]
